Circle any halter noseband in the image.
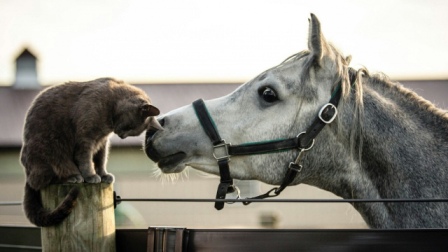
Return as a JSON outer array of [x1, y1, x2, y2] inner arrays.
[[192, 73, 352, 210]]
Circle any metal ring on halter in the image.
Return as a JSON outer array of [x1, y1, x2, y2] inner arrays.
[[318, 103, 338, 124], [225, 185, 241, 204], [296, 132, 315, 151]]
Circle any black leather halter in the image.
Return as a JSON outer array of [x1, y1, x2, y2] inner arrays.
[[192, 74, 352, 210]]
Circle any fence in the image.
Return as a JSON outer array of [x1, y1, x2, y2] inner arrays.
[[1, 183, 448, 252]]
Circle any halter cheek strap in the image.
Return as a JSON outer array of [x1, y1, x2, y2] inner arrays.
[[193, 99, 235, 210]]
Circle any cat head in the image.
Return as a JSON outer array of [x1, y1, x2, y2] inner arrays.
[[113, 96, 161, 139]]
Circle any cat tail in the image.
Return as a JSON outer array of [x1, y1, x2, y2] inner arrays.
[[23, 183, 80, 227]]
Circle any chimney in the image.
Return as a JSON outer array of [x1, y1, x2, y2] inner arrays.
[[13, 48, 40, 89]]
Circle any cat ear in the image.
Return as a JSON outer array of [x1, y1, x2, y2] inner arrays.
[[149, 116, 164, 131], [141, 104, 160, 118]]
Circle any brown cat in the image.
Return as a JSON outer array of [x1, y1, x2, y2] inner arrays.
[[20, 78, 162, 227]]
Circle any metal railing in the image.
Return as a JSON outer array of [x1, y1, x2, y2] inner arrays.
[[2, 197, 448, 207]]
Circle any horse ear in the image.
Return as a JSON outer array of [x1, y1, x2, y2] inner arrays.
[[308, 13, 330, 67], [141, 104, 160, 118]]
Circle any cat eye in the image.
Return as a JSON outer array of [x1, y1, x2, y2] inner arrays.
[[258, 87, 279, 103]]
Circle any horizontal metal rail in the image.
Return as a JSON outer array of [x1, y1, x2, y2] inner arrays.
[[0, 244, 41, 250], [116, 197, 448, 203], [3, 198, 448, 207], [0, 201, 21, 206]]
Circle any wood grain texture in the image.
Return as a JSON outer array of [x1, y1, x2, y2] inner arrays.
[[41, 183, 116, 252]]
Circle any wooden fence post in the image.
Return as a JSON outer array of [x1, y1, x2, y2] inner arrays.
[[40, 183, 116, 252]]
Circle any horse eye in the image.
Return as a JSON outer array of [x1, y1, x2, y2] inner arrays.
[[259, 87, 278, 103]]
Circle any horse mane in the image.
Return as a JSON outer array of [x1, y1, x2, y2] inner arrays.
[[367, 72, 448, 125], [342, 61, 448, 162], [336, 49, 365, 161]]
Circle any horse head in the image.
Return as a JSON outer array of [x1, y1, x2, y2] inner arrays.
[[145, 14, 353, 186]]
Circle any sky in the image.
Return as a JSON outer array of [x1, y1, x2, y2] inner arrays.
[[1, 0, 447, 86]]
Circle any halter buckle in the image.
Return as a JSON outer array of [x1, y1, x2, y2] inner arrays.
[[213, 140, 231, 161], [288, 162, 303, 172], [318, 103, 338, 124]]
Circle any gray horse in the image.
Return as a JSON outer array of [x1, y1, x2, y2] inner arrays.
[[145, 14, 448, 228]]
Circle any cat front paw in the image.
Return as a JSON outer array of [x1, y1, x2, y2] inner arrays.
[[65, 175, 84, 184], [84, 174, 101, 183], [101, 174, 115, 184]]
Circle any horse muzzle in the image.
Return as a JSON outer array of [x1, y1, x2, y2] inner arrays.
[[144, 118, 187, 171]]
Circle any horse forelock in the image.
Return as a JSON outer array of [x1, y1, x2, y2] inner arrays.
[[278, 50, 314, 86], [281, 50, 311, 64]]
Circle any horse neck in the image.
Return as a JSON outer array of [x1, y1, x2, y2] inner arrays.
[[336, 74, 448, 198], [326, 75, 448, 228]]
